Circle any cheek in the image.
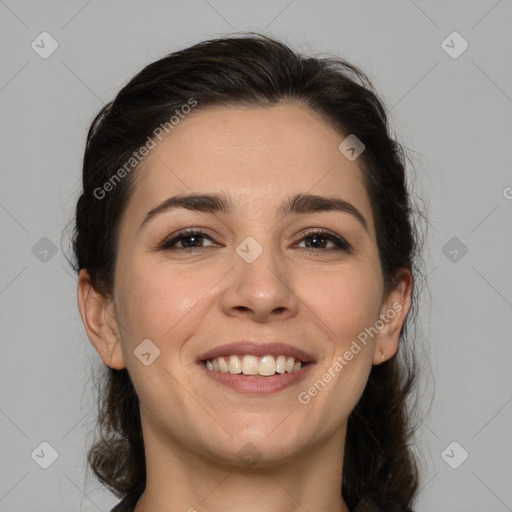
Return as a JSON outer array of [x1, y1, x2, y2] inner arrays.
[[113, 262, 212, 406], [114, 259, 221, 347], [297, 268, 380, 424], [302, 262, 383, 345]]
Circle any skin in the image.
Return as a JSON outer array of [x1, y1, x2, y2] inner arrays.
[[77, 102, 412, 512]]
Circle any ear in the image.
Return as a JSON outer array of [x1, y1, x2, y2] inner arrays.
[[77, 268, 126, 369], [373, 268, 413, 365]]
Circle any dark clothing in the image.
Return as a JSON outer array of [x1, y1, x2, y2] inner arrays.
[[110, 491, 414, 512]]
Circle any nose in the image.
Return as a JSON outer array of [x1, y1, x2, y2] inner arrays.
[[220, 238, 300, 322]]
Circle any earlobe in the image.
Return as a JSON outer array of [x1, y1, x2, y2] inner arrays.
[[373, 268, 413, 365], [77, 269, 126, 369]]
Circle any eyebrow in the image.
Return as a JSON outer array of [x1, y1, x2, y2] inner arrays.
[[138, 192, 369, 233]]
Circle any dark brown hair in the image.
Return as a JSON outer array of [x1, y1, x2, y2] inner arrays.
[[70, 33, 426, 510]]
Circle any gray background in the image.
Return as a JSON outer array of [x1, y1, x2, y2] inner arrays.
[[1, 1, 511, 511]]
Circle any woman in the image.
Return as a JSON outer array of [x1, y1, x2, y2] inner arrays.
[[72, 34, 424, 512]]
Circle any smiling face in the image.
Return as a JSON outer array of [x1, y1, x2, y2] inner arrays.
[[80, 102, 411, 469]]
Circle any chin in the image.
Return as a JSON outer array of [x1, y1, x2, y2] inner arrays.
[[203, 426, 306, 468]]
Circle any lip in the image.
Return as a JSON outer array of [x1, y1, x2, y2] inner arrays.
[[196, 341, 316, 364], [199, 360, 315, 395]]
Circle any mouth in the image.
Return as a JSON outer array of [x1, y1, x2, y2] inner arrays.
[[197, 342, 316, 394]]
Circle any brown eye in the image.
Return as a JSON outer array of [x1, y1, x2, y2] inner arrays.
[[297, 229, 351, 252], [159, 229, 217, 252]]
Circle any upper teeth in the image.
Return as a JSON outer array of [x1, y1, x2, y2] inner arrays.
[[205, 355, 303, 376]]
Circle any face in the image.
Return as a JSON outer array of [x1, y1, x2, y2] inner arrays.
[[88, 102, 408, 467]]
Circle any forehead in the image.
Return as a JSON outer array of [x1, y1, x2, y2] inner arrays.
[[124, 102, 374, 229]]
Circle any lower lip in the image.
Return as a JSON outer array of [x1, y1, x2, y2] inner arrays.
[[199, 362, 315, 395]]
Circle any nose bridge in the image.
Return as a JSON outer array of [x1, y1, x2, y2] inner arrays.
[[235, 231, 285, 288], [231, 203, 280, 266], [222, 230, 298, 319]]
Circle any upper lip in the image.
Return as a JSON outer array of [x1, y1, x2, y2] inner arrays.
[[197, 342, 316, 364]]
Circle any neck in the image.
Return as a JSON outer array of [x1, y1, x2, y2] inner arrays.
[[133, 420, 350, 512]]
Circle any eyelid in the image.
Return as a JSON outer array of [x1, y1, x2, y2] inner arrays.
[[155, 227, 218, 251], [295, 228, 352, 251], [157, 227, 352, 253]]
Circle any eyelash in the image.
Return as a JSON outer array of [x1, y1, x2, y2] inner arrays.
[[157, 228, 351, 254]]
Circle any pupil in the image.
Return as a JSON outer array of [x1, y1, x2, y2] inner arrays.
[[187, 235, 200, 247], [309, 235, 325, 248]]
